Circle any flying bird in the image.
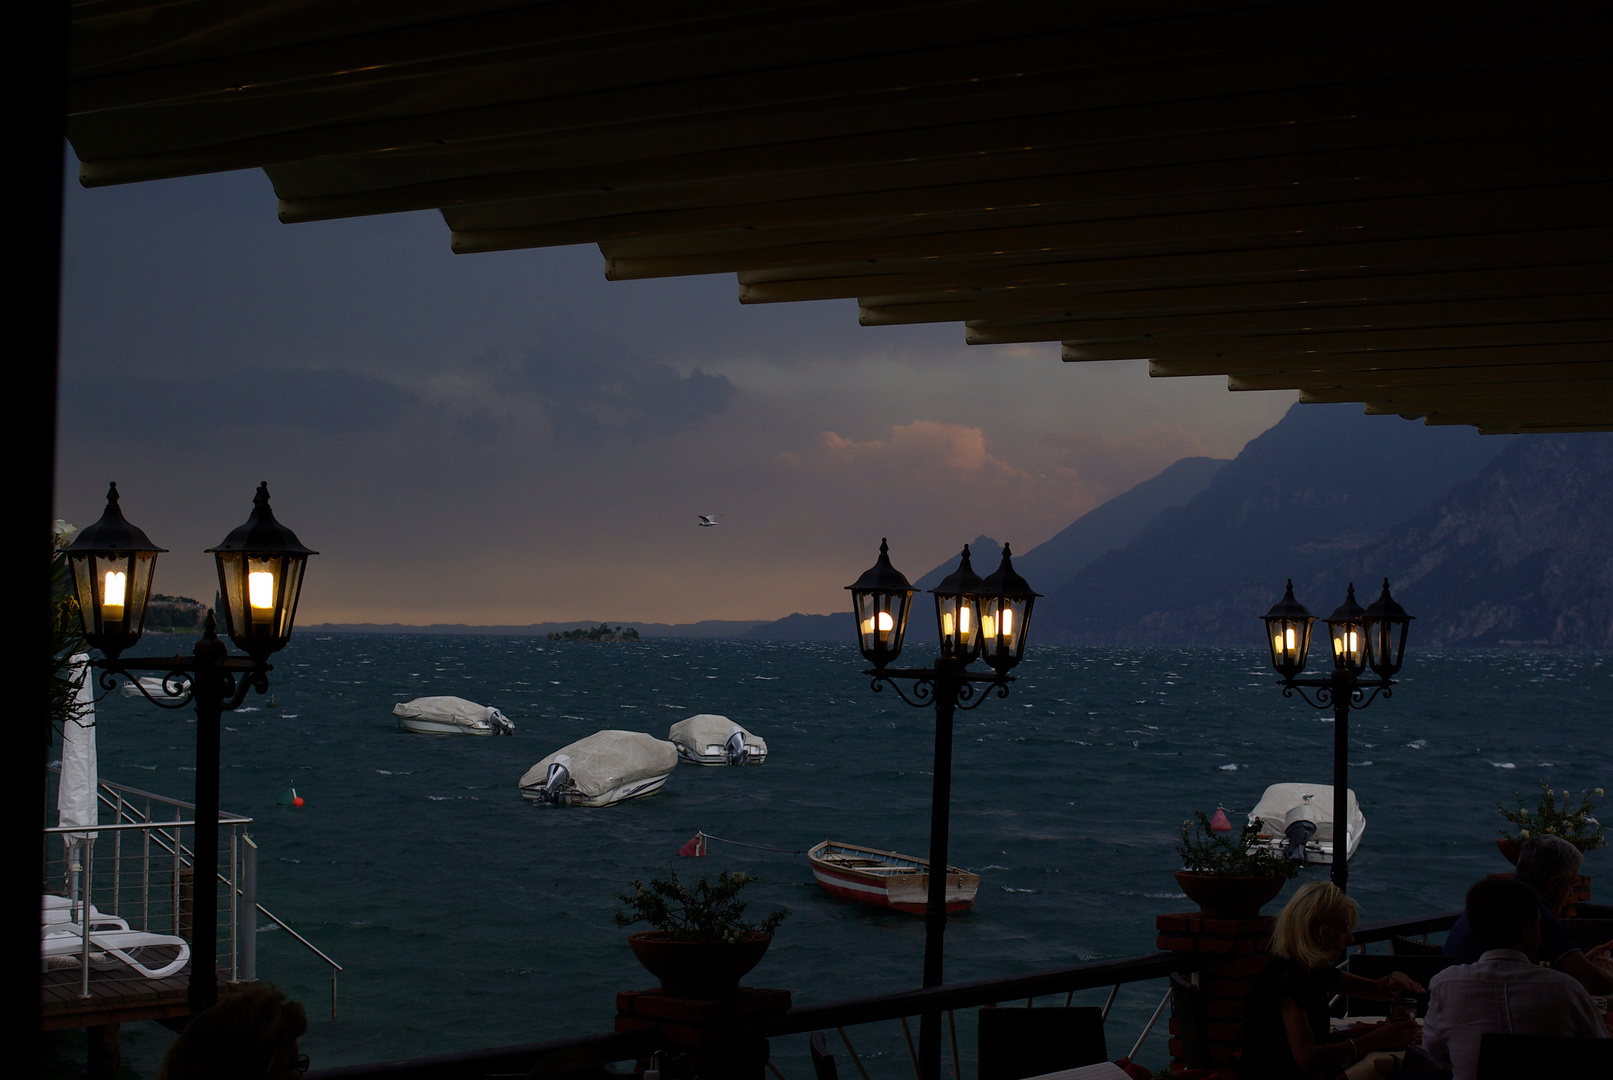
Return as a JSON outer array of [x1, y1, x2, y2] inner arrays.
[[698, 515, 719, 527]]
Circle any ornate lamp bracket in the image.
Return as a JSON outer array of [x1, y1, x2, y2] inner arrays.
[[866, 667, 1012, 711], [1279, 676, 1391, 712]]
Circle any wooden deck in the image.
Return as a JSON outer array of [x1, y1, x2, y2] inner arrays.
[[41, 957, 237, 1030]]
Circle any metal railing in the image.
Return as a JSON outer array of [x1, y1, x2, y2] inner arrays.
[[772, 951, 1194, 1080], [43, 772, 342, 1016], [295, 909, 1465, 1080]]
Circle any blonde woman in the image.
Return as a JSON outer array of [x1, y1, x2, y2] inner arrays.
[[1240, 882, 1422, 1079]]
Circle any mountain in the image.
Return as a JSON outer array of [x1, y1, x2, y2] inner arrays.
[[1035, 403, 1515, 645], [740, 612, 852, 642], [1346, 433, 1613, 648]]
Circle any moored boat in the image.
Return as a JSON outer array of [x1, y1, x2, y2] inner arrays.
[[807, 840, 979, 913], [393, 696, 514, 736], [667, 714, 767, 766], [1247, 783, 1364, 865], [519, 730, 678, 806]]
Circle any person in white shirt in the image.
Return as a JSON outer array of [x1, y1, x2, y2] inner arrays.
[[1423, 877, 1608, 1080]]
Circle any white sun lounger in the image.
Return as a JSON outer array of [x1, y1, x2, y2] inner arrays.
[[41, 926, 191, 979], [42, 894, 130, 933]]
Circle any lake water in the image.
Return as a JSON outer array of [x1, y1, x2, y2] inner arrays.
[[46, 636, 1612, 1077]]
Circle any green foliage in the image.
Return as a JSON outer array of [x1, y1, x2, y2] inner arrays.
[[615, 869, 789, 944], [49, 521, 88, 748], [1498, 780, 1605, 851], [1178, 810, 1301, 879], [548, 623, 640, 641]]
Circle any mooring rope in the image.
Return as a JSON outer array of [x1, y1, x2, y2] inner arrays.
[[696, 830, 807, 855]]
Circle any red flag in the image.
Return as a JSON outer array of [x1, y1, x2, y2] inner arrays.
[[677, 832, 706, 857]]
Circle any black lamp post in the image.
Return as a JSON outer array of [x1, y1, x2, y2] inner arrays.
[[848, 539, 1038, 1080], [65, 482, 314, 1015], [1260, 578, 1411, 892]]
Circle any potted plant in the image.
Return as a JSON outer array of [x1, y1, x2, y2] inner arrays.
[[1176, 810, 1301, 917], [1496, 781, 1606, 865], [616, 869, 789, 997]]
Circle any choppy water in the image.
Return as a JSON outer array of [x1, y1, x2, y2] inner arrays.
[[48, 637, 1612, 1077]]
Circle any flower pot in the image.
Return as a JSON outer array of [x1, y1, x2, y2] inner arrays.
[[627, 932, 772, 997], [1174, 871, 1285, 917], [1496, 837, 1522, 865]]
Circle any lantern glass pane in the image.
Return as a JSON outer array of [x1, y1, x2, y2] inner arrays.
[[934, 593, 979, 661]]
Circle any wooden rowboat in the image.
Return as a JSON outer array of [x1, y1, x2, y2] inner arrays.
[[807, 840, 979, 914]]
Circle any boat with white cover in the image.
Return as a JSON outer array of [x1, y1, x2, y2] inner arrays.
[[667, 714, 767, 766], [807, 840, 979, 913], [393, 696, 514, 736], [1247, 783, 1364, 865], [519, 730, 678, 806], [123, 676, 189, 699]]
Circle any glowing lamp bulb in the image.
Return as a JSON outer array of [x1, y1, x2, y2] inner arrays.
[[248, 570, 275, 610], [942, 611, 954, 637], [875, 611, 893, 632], [103, 569, 127, 621], [958, 607, 971, 634], [1284, 627, 1296, 651], [1000, 608, 1014, 636]]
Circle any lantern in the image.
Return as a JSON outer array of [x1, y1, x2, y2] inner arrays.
[[1261, 579, 1315, 679], [1325, 584, 1368, 676], [64, 483, 166, 659], [930, 545, 983, 664], [206, 482, 316, 662], [978, 544, 1038, 674], [1363, 578, 1413, 678], [846, 538, 914, 670]]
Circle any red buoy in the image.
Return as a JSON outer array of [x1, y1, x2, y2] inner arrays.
[[1209, 807, 1232, 833], [292, 796, 304, 808]]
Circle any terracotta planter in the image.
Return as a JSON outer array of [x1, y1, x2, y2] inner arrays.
[[627, 932, 772, 997], [1175, 871, 1285, 917]]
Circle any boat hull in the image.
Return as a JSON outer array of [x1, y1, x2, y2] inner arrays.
[[399, 717, 493, 736], [519, 771, 672, 807], [808, 840, 978, 913]]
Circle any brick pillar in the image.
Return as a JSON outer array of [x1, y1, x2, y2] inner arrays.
[[1156, 913, 1273, 1075], [615, 987, 791, 1080]]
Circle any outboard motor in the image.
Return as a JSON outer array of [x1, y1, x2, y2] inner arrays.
[[725, 729, 748, 766], [1282, 798, 1318, 862], [488, 708, 515, 736], [540, 756, 572, 804]]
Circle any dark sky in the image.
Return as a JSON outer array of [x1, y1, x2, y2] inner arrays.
[[54, 153, 1295, 625]]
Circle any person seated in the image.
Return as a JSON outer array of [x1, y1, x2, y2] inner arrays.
[[1240, 881, 1422, 1080], [157, 984, 308, 1080], [1423, 877, 1607, 1080], [1442, 835, 1613, 995]]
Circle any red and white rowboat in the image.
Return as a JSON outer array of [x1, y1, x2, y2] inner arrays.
[[807, 840, 980, 914]]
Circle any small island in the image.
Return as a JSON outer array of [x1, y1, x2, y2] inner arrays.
[[547, 623, 641, 642], [145, 594, 209, 634]]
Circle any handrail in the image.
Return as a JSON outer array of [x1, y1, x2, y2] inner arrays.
[[1351, 911, 1461, 944], [253, 899, 343, 973], [773, 951, 1193, 1035], [45, 819, 245, 834], [304, 1026, 667, 1079]]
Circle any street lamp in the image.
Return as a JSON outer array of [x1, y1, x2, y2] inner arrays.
[[1259, 578, 1411, 892], [848, 540, 1038, 1080], [65, 482, 314, 1014]]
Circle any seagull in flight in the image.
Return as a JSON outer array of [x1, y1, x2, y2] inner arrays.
[[698, 515, 719, 527]]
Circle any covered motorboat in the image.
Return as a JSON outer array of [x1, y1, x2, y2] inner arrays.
[[667, 714, 767, 766], [1247, 783, 1364, 865], [519, 730, 677, 806], [393, 696, 514, 736]]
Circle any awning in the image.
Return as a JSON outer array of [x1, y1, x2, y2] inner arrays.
[[67, 0, 1612, 433]]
